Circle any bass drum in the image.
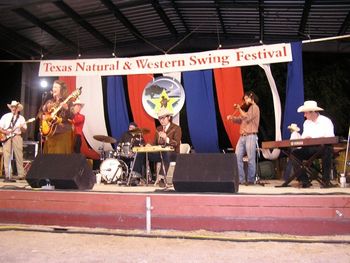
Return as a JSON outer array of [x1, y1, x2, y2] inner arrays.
[[100, 158, 128, 183]]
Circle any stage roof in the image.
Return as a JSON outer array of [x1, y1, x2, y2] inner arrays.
[[0, 0, 349, 60]]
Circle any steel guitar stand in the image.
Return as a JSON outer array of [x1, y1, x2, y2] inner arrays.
[[277, 146, 327, 187], [127, 152, 138, 186], [154, 152, 168, 187]]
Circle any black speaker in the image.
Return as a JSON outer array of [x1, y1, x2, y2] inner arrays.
[[26, 154, 95, 190], [173, 153, 239, 193]]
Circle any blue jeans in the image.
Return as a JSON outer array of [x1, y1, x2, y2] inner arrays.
[[235, 134, 258, 183]]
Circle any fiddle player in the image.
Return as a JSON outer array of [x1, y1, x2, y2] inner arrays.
[[227, 91, 260, 185], [39, 80, 74, 154], [0, 100, 27, 182], [291, 100, 335, 188]]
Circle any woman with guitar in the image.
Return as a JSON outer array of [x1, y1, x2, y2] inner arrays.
[[0, 100, 31, 182], [39, 80, 79, 154]]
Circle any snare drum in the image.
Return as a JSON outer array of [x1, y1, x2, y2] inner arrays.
[[100, 150, 117, 160], [100, 158, 127, 183], [106, 150, 117, 159], [119, 142, 134, 158]]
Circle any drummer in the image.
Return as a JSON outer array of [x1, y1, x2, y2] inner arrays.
[[119, 122, 145, 146]]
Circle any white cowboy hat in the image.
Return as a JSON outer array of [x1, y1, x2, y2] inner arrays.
[[297, 100, 324, 113], [7, 100, 23, 111], [157, 107, 173, 118], [73, 99, 85, 107], [287, 123, 300, 132]]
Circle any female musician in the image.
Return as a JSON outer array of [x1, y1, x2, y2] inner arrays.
[[227, 91, 260, 185], [40, 80, 74, 154]]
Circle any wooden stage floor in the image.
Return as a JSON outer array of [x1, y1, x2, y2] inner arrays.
[[0, 178, 349, 236]]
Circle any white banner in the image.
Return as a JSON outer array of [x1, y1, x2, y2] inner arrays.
[[39, 43, 292, 76]]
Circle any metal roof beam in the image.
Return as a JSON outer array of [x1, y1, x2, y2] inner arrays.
[[338, 11, 350, 36], [100, 0, 145, 41], [170, 0, 189, 33], [259, 0, 264, 43], [53, 1, 113, 48], [214, 0, 227, 35], [13, 7, 78, 51], [0, 23, 46, 57], [298, 0, 312, 38], [151, 0, 177, 36]]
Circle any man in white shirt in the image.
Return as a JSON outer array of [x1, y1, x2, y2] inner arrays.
[[0, 100, 27, 182], [292, 100, 335, 188]]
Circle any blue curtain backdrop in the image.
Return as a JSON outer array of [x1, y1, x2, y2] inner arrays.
[[183, 70, 220, 153], [107, 76, 130, 141], [283, 41, 305, 139]]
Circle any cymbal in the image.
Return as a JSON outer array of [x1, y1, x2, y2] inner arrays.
[[93, 135, 117, 144], [129, 127, 150, 135]]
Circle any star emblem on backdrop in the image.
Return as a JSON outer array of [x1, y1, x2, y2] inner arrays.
[[150, 89, 179, 113]]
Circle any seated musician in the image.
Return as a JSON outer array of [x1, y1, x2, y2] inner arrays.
[[118, 122, 145, 174], [131, 107, 182, 185], [151, 107, 182, 176], [291, 100, 335, 188]]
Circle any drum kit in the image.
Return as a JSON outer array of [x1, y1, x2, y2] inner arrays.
[[93, 127, 150, 185]]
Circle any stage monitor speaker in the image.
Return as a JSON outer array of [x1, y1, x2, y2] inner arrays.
[[26, 154, 95, 190], [173, 153, 239, 193]]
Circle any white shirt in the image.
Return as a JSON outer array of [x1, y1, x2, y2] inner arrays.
[[302, 114, 334, 138], [0, 113, 27, 135]]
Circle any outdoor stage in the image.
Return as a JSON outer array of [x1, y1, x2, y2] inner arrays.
[[0, 177, 349, 236]]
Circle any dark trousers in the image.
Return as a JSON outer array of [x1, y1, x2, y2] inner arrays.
[[73, 135, 82, 153], [132, 152, 177, 177], [291, 145, 333, 183]]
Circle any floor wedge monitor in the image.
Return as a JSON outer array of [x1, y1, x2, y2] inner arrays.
[[26, 154, 95, 190], [173, 153, 239, 193]]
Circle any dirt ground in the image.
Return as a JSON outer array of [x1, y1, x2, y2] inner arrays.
[[1, 226, 350, 263]]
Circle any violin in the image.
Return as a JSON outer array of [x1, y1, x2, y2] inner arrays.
[[234, 102, 252, 112]]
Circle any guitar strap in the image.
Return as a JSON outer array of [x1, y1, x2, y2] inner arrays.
[[8, 114, 19, 130]]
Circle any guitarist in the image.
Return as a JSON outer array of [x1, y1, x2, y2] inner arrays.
[[0, 100, 27, 182], [39, 80, 74, 154]]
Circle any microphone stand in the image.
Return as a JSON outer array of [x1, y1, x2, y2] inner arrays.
[[6, 136, 14, 182], [38, 92, 48, 154]]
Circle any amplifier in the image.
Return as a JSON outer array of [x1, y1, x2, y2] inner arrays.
[[23, 141, 39, 161]]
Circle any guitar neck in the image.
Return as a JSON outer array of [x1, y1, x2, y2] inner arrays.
[[49, 87, 82, 118], [51, 97, 70, 117]]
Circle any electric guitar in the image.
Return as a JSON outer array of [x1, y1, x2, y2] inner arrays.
[[0, 117, 36, 143], [40, 87, 82, 138]]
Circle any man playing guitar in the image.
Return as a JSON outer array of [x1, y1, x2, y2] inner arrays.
[[0, 100, 28, 182]]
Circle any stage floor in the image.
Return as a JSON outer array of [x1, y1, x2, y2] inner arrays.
[[1, 177, 349, 236], [1, 177, 349, 195]]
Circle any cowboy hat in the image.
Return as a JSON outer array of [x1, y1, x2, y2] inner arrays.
[[287, 123, 300, 132], [73, 99, 85, 107], [7, 100, 23, 111], [157, 107, 173, 118], [297, 100, 324, 113]]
